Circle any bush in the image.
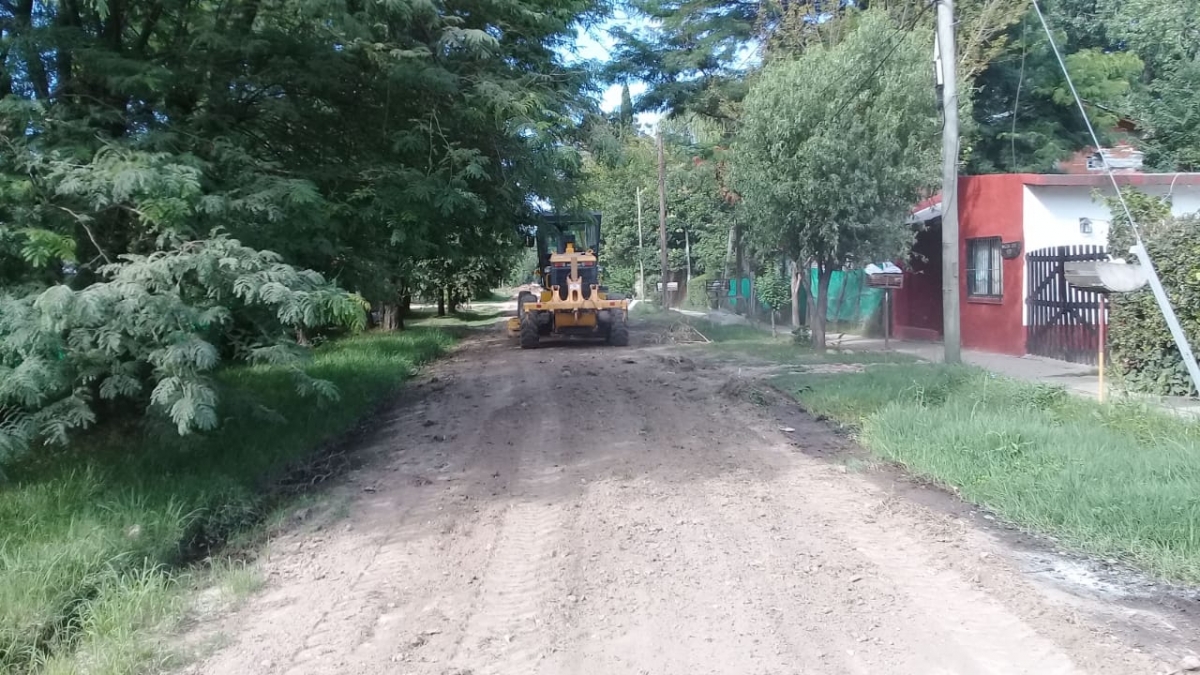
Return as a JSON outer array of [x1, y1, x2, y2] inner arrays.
[[0, 330, 453, 672], [0, 234, 367, 462], [1106, 191, 1200, 396], [685, 273, 712, 309], [756, 272, 790, 314]]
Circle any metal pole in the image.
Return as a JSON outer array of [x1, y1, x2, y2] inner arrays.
[[1099, 293, 1107, 403], [684, 227, 692, 283], [884, 288, 891, 350], [936, 0, 962, 364], [636, 188, 645, 300], [657, 129, 669, 308]]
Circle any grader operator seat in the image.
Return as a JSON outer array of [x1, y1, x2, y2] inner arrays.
[[558, 234, 575, 254]]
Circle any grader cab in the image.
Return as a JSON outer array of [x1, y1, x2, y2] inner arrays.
[[508, 211, 630, 349]]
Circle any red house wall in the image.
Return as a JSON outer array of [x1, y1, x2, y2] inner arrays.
[[958, 175, 1026, 356]]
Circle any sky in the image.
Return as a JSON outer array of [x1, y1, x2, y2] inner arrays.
[[561, 13, 664, 130]]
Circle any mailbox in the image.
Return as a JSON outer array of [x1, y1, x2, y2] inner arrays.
[[864, 262, 904, 289], [1064, 261, 1148, 294], [866, 274, 903, 289]]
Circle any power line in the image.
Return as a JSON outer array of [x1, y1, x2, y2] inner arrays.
[[795, 2, 935, 116], [1029, 0, 1200, 395]]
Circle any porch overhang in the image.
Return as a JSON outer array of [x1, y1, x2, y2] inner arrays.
[[907, 196, 942, 227]]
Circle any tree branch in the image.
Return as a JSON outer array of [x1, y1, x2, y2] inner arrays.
[[55, 206, 113, 265]]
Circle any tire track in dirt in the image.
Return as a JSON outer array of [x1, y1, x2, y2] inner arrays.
[[444, 412, 574, 674]]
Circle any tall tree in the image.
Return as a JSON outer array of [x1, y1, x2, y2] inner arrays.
[[0, 0, 604, 454], [1100, 0, 1200, 170], [620, 83, 635, 127], [733, 10, 942, 348], [967, 3, 1143, 173]]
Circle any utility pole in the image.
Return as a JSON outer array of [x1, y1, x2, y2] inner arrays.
[[683, 226, 692, 283], [657, 129, 669, 309], [636, 188, 646, 300], [936, 0, 962, 364]]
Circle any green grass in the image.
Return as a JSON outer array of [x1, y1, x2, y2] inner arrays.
[[0, 329, 455, 673], [634, 309, 916, 366], [772, 364, 1200, 583]]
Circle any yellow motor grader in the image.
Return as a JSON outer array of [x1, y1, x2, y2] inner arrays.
[[507, 211, 629, 349]]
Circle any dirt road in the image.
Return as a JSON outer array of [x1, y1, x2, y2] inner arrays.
[[187, 322, 1196, 675]]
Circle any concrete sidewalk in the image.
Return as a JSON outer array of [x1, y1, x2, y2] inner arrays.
[[838, 334, 1200, 418]]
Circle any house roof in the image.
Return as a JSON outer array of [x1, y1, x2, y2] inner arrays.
[[907, 173, 1200, 224]]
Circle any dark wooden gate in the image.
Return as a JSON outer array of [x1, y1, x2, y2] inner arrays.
[[1025, 245, 1108, 364]]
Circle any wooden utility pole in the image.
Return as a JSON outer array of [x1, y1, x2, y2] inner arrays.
[[636, 188, 646, 299], [657, 129, 669, 308], [936, 0, 962, 364], [683, 226, 692, 283]]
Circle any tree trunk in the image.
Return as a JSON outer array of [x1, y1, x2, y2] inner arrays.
[[797, 258, 815, 328], [0, 44, 11, 99], [437, 290, 446, 317], [14, 0, 51, 100], [379, 302, 401, 331], [789, 259, 802, 327], [770, 311, 777, 337], [831, 269, 849, 335], [812, 264, 834, 350]]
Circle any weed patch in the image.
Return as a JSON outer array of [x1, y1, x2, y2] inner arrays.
[[0, 329, 454, 673]]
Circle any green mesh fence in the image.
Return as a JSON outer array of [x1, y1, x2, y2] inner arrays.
[[810, 269, 883, 324]]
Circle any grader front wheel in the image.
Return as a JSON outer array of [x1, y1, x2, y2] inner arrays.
[[608, 319, 629, 347], [519, 314, 540, 349]]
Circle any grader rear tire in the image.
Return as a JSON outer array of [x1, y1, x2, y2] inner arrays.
[[608, 319, 629, 347], [519, 314, 540, 349]]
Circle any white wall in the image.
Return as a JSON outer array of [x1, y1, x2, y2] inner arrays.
[[1023, 183, 1200, 254], [1020, 182, 1200, 325]]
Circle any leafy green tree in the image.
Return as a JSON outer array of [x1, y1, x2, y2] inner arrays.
[[968, 0, 1200, 173], [733, 10, 941, 348], [0, 0, 604, 453], [581, 114, 739, 301], [967, 10, 1143, 173], [756, 271, 790, 335], [1100, 0, 1200, 170], [620, 84, 636, 128], [605, 0, 762, 120], [1139, 58, 1200, 171]]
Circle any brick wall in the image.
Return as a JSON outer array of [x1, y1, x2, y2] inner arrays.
[[1058, 143, 1144, 174]]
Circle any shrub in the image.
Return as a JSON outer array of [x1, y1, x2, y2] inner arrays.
[[0, 234, 367, 461], [756, 272, 790, 314], [685, 273, 712, 309], [1106, 190, 1200, 396]]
